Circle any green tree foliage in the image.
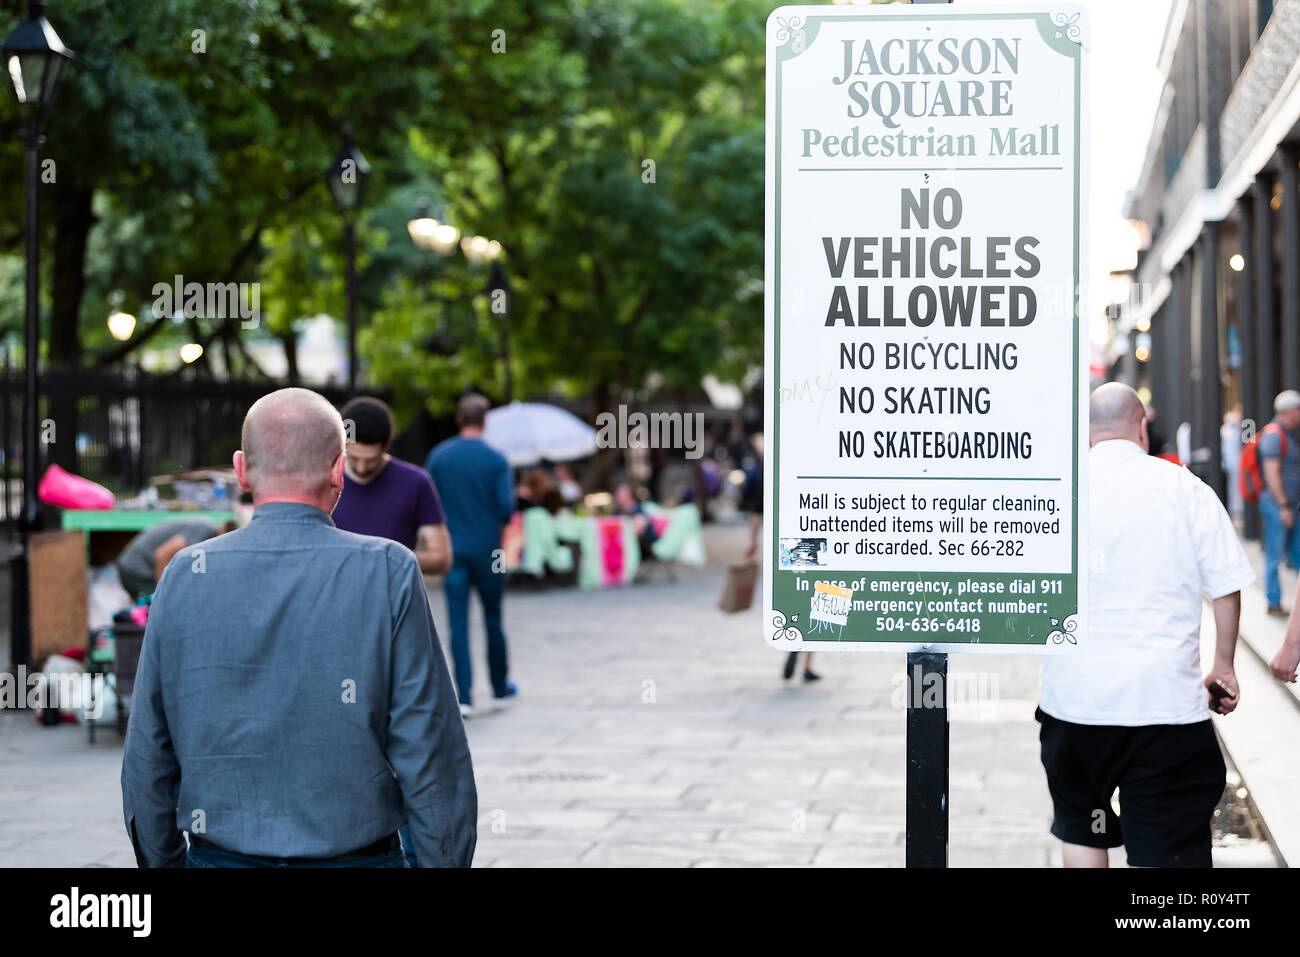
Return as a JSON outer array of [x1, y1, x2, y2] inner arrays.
[[366, 0, 767, 419], [0, 0, 445, 369], [0, 0, 768, 425]]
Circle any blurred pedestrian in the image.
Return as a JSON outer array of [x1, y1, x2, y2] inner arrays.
[[122, 388, 475, 868], [1270, 574, 1300, 683], [615, 482, 660, 553], [741, 433, 763, 565], [333, 396, 451, 574], [1037, 383, 1252, 868], [426, 394, 517, 718], [115, 517, 234, 601], [555, 463, 583, 507], [1257, 390, 1300, 615], [515, 467, 553, 513], [1221, 403, 1243, 519], [741, 433, 818, 682]]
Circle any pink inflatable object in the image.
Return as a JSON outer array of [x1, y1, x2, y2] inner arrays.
[[598, 517, 624, 587], [37, 464, 115, 510]]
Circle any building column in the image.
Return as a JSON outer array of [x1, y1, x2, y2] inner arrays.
[[1237, 197, 1260, 538], [1119, 346, 1138, 388], [1115, 302, 1138, 388], [1254, 173, 1278, 429], [1281, 143, 1300, 391], [1147, 304, 1165, 446], [1170, 258, 1192, 452], [1196, 226, 1226, 501]]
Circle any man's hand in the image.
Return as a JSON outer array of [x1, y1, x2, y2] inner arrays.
[[1271, 642, 1300, 683], [1282, 505, 1295, 530], [1208, 592, 1241, 715], [1204, 670, 1239, 715]]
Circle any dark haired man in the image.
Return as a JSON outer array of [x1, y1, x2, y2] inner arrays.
[[333, 396, 451, 575], [425, 394, 517, 718]]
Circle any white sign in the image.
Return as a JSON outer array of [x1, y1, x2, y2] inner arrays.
[[763, 3, 1088, 653]]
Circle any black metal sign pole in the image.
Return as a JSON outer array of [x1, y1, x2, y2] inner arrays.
[[905, 650, 949, 867], [901, 0, 955, 876]]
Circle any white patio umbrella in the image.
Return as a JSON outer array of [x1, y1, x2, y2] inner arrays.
[[482, 401, 598, 466]]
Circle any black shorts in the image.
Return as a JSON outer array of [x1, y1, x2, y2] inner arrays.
[[1035, 707, 1225, 868]]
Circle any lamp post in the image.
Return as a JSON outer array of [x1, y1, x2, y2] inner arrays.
[[407, 199, 460, 352], [463, 237, 506, 397], [484, 259, 513, 403], [4, 0, 73, 671], [324, 126, 370, 391]]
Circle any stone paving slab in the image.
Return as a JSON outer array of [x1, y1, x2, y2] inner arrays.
[[0, 522, 1276, 867], [448, 525, 1061, 867]]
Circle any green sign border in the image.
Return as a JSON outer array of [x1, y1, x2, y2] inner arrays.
[[770, 9, 1083, 648]]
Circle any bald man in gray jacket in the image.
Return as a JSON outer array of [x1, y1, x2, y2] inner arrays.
[[122, 387, 476, 867]]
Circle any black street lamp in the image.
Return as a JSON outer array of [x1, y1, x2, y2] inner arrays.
[[4, 0, 73, 671], [324, 125, 370, 390], [407, 198, 460, 355]]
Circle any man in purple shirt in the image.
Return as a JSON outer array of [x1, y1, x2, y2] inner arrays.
[[333, 396, 452, 575]]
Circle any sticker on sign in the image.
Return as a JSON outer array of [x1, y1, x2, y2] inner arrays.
[[810, 581, 853, 629], [763, 3, 1088, 654]]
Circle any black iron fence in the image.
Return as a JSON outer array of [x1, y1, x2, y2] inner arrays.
[[0, 362, 387, 528], [0, 359, 751, 531]]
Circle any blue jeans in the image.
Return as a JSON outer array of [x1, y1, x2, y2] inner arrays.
[[1260, 495, 1300, 606], [444, 550, 510, 706], [185, 838, 406, 868]]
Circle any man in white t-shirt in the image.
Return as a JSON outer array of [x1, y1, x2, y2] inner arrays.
[[1037, 383, 1254, 868]]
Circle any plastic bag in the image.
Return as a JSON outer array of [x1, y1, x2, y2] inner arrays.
[[37, 463, 115, 510]]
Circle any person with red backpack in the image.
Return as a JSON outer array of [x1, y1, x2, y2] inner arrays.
[[1241, 390, 1300, 615]]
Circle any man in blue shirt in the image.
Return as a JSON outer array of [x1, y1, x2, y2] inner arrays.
[[1259, 390, 1300, 615], [425, 394, 516, 718], [121, 387, 476, 868]]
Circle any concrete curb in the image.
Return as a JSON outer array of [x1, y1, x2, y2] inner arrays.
[[1200, 541, 1300, 867]]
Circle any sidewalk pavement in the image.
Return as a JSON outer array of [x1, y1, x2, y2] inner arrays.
[[0, 523, 1279, 867]]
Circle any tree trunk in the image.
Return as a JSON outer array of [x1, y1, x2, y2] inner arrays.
[[48, 183, 93, 366], [582, 380, 623, 492], [279, 330, 300, 385], [47, 182, 95, 471]]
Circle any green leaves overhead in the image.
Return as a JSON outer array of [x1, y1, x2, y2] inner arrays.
[[0, 0, 767, 417]]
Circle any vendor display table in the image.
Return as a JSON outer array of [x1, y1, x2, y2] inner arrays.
[[507, 503, 705, 588], [62, 509, 237, 566]]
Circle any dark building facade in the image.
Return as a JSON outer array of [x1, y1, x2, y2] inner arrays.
[[1119, 0, 1299, 537]]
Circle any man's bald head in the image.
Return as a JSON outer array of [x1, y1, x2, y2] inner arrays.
[[240, 388, 346, 497], [1089, 382, 1147, 447]]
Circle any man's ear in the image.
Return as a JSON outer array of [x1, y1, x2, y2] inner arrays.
[[233, 450, 252, 492], [330, 451, 346, 486], [1139, 416, 1150, 453]]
